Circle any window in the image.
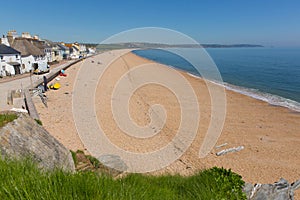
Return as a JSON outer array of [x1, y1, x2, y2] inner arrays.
[[0, 56, 3, 60], [16, 55, 18, 58]]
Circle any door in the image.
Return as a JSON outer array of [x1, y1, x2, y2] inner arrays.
[[13, 65, 21, 75]]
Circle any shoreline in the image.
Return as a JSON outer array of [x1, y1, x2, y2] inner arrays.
[[186, 72, 300, 113], [94, 51, 300, 182], [34, 50, 300, 193], [131, 50, 300, 113]]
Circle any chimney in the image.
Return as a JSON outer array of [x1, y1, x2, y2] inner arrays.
[[0, 35, 10, 46], [22, 32, 32, 39], [7, 30, 18, 39], [33, 35, 39, 40]]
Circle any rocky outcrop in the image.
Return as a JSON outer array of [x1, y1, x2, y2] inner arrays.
[[98, 154, 128, 176], [0, 113, 75, 171], [244, 178, 300, 200]]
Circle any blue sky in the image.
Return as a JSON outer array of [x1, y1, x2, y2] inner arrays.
[[1, 0, 300, 47]]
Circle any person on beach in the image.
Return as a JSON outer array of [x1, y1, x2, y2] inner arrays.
[[59, 70, 67, 77], [43, 76, 48, 92]]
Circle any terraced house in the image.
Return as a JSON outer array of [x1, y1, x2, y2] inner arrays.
[[0, 31, 49, 75], [11, 37, 49, 74], [0, 44, 21, 76]]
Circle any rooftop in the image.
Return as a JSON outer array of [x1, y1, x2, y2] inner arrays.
[[0, 44, 20, 55], [11, 38, 45, 57]]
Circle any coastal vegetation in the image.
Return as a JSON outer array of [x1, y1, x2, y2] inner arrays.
[[34, 118, 43, 126], [0, 157, 246, 199], [0, 113, 17, 127]]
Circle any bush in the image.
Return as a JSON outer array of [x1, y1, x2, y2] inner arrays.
[[86, 155, 101, 168], [204, 167, 246, 199]]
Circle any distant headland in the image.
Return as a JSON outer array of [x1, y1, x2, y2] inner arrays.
[[94, 42, 264, 50]]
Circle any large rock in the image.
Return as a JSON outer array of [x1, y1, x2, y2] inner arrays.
[[0, 113, 75, 172], [98, 154, 128, 176], [244, 178, 300, 200]]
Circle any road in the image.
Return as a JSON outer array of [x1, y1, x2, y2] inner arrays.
[[0, 74, 42, 111], [0, 60, 74, 112]]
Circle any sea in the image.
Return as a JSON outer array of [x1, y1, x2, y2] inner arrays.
[[132, 47, 300, 112]]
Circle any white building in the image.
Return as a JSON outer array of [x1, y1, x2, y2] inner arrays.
[[30, 39, 52, 63], [87, 47, 96, 56], [79, 44, 87, 57], [70, 46, 80, 59], [11, 38, 48, 73], [0, 36, 10, 46], [57, 44, 70, 59], [0, 44, 22, 77]]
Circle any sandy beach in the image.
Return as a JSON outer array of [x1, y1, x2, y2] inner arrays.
[[34, 50, 300, 191]]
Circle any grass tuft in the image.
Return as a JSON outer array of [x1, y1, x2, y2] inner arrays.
[[70, 150, 78, 166], [0, 113, 18, 128], [34, 119, 43, 126], [0, 157, 246, 199]]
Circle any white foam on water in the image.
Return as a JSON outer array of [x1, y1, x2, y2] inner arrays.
[[133, 49, 300, 113], [187, 73, 300, 113]]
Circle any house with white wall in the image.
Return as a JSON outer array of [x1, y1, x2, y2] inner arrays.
[[11, 38, 48, 73], [0, 44, 22, 77], [0, 35, 10, 46], [79, 44, 87, 57], [65, 43, 86, 59], [49, 42, 68, 62], [30, 38, 52, 63], [51, 44, 62, 62], [87, 47, 96, 56], [70, 46, 80, 59], [21, 33, 52, 60], [57, 44, 70, 59]]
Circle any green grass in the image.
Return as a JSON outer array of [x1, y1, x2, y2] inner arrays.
[[0, 158, 246, 200], [34, 119, 43, 126], [70, 150, 78, 166], [0, 113, 18, 128]]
